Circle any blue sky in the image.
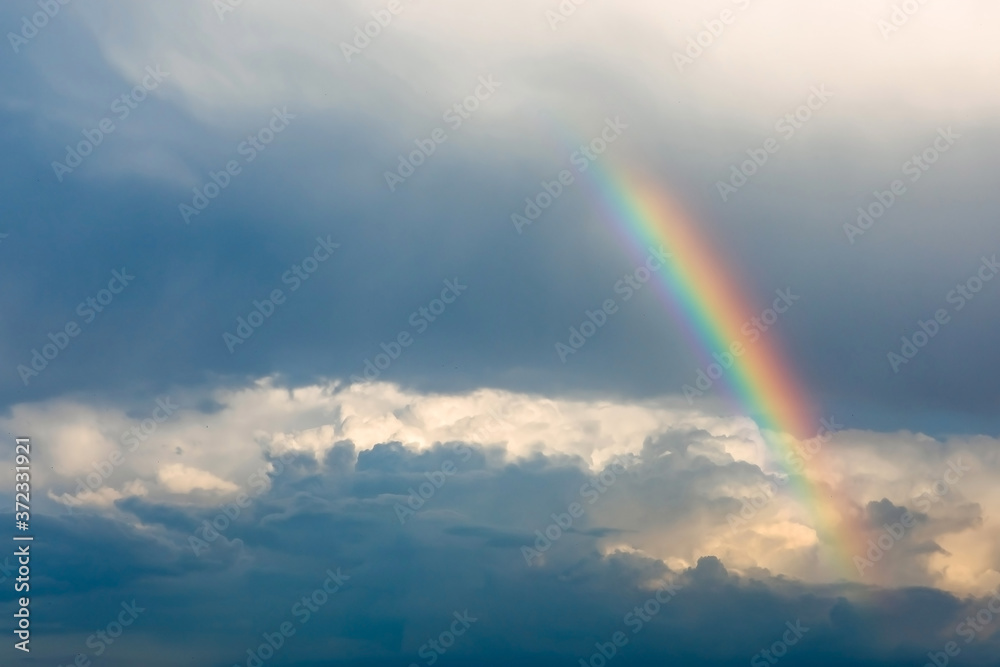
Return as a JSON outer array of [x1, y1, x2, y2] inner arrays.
[[2, 1, 1000, 665]]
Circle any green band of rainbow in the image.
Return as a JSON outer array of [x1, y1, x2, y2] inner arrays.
[[578, 162, 865, 578]]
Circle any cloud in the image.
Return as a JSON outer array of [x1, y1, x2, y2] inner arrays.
[[2, 0, 999, 429], [4, 379, 999, 596], [58, 0, 1000, 129], [3, 2, 999, 664], [6, 393, 1000, 664], [156, 462, 239, 494]]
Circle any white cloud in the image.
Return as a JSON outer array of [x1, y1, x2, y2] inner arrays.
[[65, 0, 1000, 133], [157, 462, 240, 494], [4, 378, 999, 594]]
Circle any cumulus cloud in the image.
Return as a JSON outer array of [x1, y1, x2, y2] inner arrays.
[[156, 462, 240, 494], [4, 379, 999, 596], [2, 3, 998, 663], [5, 384, 1000, 665]]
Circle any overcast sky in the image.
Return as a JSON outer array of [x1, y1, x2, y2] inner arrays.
[[1, 1, 999, 665]]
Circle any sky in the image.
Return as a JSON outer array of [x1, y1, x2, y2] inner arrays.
[[1, 0, 999, 665]]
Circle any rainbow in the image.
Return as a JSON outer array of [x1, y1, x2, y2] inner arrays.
[[577, 162, 866, 579]]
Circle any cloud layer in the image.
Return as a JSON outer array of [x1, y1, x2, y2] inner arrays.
[[3, 1, 1000, 664], [2, 381, 1000, 665]]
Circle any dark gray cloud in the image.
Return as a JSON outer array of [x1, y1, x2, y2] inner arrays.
[[1, 0, 998, 438], [5, 439, 1000, 666]]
